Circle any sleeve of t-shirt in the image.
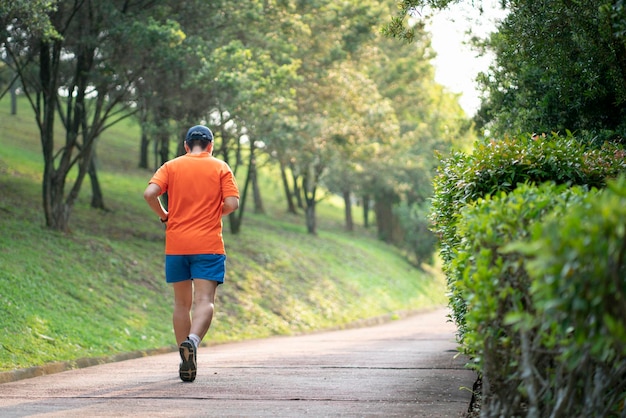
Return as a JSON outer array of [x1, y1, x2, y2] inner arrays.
[[221, 164, 240, 198], [149, 163, 169, 195]]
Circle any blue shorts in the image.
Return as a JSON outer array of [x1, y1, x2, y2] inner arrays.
[[165, 254, 226, 284]]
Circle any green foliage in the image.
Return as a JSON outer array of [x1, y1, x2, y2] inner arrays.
[[431, 130, 626, 415], [381, 0, 449, 43], [0, 0, 59, 40], [354, 29, 473, 247], [432, 133, 626, 356], [452, 179, 626, 416], [474, 0, 626, 137], [518, 176, 626, 416], [432, 132, 626, 269], [452, 183, 587, 415], [394, 201, 438, 266], [383, 0, 626, 138]]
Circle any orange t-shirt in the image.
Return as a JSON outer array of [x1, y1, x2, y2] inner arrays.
[[149, 152, 239, 255]]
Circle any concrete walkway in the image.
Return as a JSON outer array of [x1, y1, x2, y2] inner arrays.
[[0, 308, 475, 417]]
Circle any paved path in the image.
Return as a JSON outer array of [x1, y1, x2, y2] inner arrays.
[[0, 308, 474, 417]]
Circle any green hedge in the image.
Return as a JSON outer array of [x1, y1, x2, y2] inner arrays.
[[453, 183, 586, 415], [454, 179, 626, 416], [519, 177, 626, 417], [431, 133, 626, 337], [432, 133, 626, 262], [431, 133, 626, 416]]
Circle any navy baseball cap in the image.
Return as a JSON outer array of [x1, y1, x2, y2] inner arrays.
[[185, 125, 214, 144]]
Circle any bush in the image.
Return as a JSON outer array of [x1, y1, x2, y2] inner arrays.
[[432, 132, 626, 259], [431, 133, 626, 416], [515, 176, 626, 417], [431, 133, 626, 334], [452, 183, 587, 416], [395, 201, 438, 266], [455, 176, 626, 418]]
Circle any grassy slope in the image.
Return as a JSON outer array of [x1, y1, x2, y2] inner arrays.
[[0, 97, 447, 372]]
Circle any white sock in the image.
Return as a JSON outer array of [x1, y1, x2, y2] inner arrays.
[[188, 333, 201, 349]]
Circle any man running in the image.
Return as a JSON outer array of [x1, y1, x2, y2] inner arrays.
[[143, 125, 239, 382]]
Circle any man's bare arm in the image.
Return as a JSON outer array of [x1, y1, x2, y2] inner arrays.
[[143, 183, 168, 221], [222, 196, 239, 216]]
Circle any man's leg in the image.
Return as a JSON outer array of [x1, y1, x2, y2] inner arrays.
[[172, 280, 193, 345], [172, 280, 199, 382], [189, 279, 219, 341]]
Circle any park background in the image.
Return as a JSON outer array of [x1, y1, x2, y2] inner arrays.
[[3, 1, 626, 416]]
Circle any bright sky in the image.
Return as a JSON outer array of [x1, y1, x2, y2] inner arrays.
[[426, 1, 508, 116]]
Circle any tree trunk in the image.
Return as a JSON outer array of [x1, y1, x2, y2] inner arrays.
[[374, 194, 394, 242], [229, 167, 247, 235], [362, 194, 371, 228], [305, 201, 316, 234], [6, 53, 18, 115], [16, 1, 143, 231], [153, 133, 160, 171], [227, 211, 241, 235], [39, 39, 72, 231], [176, 125, 186, 157], [343, 189, 353, 231], [89, 149, 106, 210], [229, 137, 257, 235], [250, 158, 265, 214], [43, 31, 99, 231], [154, 105, 170, 166], [279, 160, 297, 214], [139, 107, 149, 169], [62, 40, 98, 213], [10, 77, 17, 115], [302, 170, 317, 235], [158, 129, 170, 167], [374, 192, 402, 245], [289, 160, 304, 209], [140, 130, 149, 169]]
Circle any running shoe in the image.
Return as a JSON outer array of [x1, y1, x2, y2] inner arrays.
[[179, 339, 197, 382]]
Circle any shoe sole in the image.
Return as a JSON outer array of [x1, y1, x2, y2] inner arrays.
[[179, 341, 197, 382]]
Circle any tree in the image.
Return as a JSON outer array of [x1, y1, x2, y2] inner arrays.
[[136, 0, 233, 171], [281, 0, 386, 234], [382, 0, 626, 138], [0, 56, 19, 114], [475, 0, 626, 137], [1, 2, 58, 113], [3, 0, 185, 231], [0, 1, 58, 40], [362, 24, 473, 246], [321, 62, 399, 232], [183, 0, 301, 234]]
